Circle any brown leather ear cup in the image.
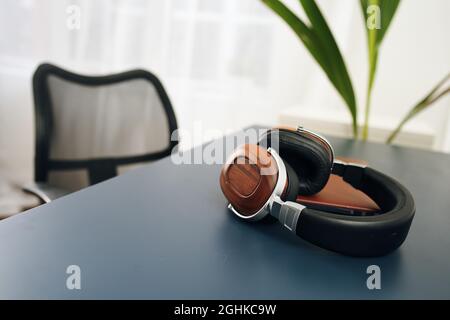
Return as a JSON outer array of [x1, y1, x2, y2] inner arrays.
[[259, 128, 332, 195], [220, 144, 280, 216]]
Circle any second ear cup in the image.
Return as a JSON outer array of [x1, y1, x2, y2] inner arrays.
[[282, 161, 300, 202], [259, 128, 332, 195]]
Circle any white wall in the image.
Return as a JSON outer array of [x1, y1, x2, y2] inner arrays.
[[0, 0, 449, 185], [0, 63, 35, 183]]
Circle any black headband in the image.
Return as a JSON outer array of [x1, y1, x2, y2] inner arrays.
[[295, 162, 415, 256]]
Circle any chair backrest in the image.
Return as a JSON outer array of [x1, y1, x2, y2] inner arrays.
[[33, 63, 178, 191]]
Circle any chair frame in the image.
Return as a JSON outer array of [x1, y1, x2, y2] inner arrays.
[[33, 63, 179, 185]]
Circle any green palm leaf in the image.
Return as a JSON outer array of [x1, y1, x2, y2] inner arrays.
[[262, 0, 358, 136], [386, 73, 450, 144], [360, 0, 401, 139]]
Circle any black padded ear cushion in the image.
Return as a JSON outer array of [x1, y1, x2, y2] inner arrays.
[[259, 129, 332, 195], [282, 161, 300, 202]]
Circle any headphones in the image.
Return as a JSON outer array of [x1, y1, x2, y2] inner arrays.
[[220, 127, 415, 257]]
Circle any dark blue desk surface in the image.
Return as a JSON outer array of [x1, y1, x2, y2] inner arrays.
[[1, 129, 450, 299]]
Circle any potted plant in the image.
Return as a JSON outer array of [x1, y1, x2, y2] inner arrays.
[[261, 0, 449, 144]]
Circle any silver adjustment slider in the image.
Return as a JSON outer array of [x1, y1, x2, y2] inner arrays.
[[271, 196, 305, 233]]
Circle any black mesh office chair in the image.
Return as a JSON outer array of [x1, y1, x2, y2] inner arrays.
[[24, 63, 178, 203]]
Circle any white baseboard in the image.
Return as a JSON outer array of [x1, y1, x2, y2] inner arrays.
[[279, 106, 436, 150]]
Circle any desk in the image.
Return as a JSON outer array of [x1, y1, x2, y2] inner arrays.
[[0, 128, 449, 299]]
